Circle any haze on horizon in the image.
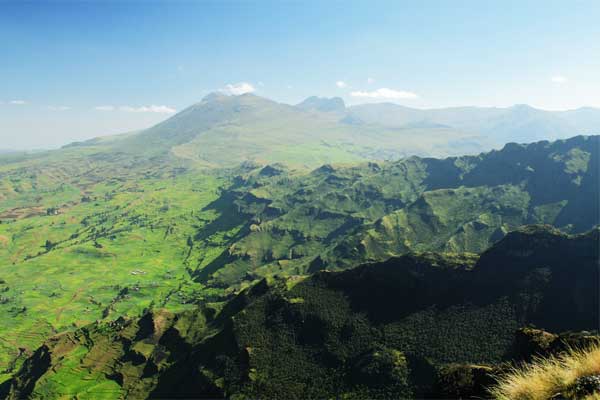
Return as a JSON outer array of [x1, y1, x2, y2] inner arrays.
[[1, 0, 599, 149]]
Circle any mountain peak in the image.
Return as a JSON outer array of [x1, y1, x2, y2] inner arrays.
[[199, 91, 271, 107]]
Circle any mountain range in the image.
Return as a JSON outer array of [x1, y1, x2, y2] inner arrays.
[[62, 93, 600, 167]]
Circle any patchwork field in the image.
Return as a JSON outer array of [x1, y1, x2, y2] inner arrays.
[[0, 158, 237, 383]]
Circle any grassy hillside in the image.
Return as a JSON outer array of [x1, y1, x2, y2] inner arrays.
[[0, 154, 231, 383], [5, 225, 598, 399]]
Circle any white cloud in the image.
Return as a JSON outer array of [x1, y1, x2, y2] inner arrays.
[[94, 105, 115, 111], [119, 105, 177, 114], [46, 105, 71, 111], [350, 88, 418, 100], [551, 76, 568, 84], [10, 100, 26, 105], [221, 82, 255, 95], [367, 77, 375, 84], [336, 81, 348, 88]]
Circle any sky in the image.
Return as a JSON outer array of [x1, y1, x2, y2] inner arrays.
[[1, 0, 599, 149]]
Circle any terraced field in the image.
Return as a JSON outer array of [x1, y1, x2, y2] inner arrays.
[[0, 155, 235, 383]]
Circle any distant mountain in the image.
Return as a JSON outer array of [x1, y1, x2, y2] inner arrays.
[[7, 225, 598, 399], [295, 96, 346, 113], [560, 106, 600, 132], [116, 93, 366, 165], [53, 93, 599, 168], [347, 103, 600, 144], [107, 93, 487, 166]]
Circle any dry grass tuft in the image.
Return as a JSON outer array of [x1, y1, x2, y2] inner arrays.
[[490, 342, 600, 400]]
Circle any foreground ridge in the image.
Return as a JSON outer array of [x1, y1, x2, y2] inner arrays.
[[5, 225, 598, 399]]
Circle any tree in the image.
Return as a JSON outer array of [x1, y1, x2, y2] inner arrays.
[[44, 240, 55, 251]]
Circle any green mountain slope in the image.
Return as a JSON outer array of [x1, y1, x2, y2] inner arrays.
[[5, 225, 598, 399], [188, 135, 599, 288]]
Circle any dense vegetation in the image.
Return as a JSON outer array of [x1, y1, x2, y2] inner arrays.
[[4, 226, 598, 398]]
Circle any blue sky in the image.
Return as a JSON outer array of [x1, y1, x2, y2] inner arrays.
[[1, 0, 599, 148]]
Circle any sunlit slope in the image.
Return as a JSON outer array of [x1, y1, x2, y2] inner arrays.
[[0, 165, 231, 384], [118, 92, 366, 165]]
